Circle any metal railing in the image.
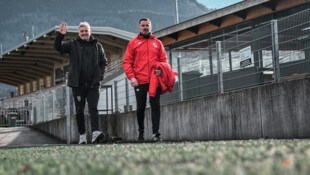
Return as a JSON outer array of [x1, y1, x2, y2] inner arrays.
[[0, 109, 31, 127], [104, 59, 123, 78], [110, 7, 310, 112], [0, 84, 70, 126]]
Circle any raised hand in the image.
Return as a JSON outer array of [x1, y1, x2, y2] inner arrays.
[[58, 22, 67, 35]]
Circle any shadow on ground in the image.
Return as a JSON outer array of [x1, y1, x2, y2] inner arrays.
[[0, 126, 63, 147]]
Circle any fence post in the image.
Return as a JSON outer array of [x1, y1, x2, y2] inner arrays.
[[52, 90, 55, 120], [216, 41, 224, 93], [125, 78, 129, 112], [114, 81, 118, 113], [169, 51, 173, 66], [30, 98, 35, 124], [177, 53, 183, 101], [271, 20, 280, 82], [65, 85, 71, 144], [43, 94, 46, 122], [104, 87, 109, 114]]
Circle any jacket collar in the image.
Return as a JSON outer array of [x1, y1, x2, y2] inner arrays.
[[137, 33, 155, 39]]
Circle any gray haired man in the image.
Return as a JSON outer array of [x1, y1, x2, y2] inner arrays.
[[54, 21, 107, 144]]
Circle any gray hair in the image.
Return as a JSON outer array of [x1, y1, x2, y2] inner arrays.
[[79, 21, 91, 31]]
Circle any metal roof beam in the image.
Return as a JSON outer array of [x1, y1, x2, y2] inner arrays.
[[27, 44, 55, 49], [0, 59, 54, 68], [95, 35, 128, 47], [186, 26, 200, 34], [168, 32, 179, 41], [0, 75, 25, 84], [0, 62, 53, 71], [233, 11, 248, 19], [2, 56, 56, 64], [0, 64, 52, 74], [0, 78, 19, 86], [261, 0, 276, 11], [208, 19, 222, 27], [0, 70, 39, 79], [4, 73, 34, 82], [9, 53, 67, 63], [17, 48, 60, 55], [33, 39, 55, 45], [0, 68, 46, 77]]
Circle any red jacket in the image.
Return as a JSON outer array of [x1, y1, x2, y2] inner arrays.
[[123, 34, 167, 84], [149, 62, 177, 97]]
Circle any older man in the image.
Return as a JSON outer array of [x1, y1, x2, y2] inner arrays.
[[54, 21, 107, 144]]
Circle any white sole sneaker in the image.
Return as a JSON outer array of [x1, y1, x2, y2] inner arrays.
[[79, 134, 87, 144]]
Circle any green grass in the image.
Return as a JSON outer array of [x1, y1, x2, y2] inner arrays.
[[0, 140, 310, 175]]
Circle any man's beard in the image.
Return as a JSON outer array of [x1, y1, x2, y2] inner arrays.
[[141, 31, 151, 38], [80, 35, 90, 40]]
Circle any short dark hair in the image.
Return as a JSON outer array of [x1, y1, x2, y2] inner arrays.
[[139, 18, 151, 24]]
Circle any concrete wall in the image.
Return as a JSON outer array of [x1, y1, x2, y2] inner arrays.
[[116, 77, 310, 141], [33, 77, 310, 143], [32, 115, 117, 143]]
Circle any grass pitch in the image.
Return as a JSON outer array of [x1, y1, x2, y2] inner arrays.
[[0, 139, 309, 175]]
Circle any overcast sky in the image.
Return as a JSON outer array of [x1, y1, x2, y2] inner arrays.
[[196, 0, 243, 9]]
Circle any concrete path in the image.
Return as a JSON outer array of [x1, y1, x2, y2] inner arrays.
[[0, 126, 63, 147]]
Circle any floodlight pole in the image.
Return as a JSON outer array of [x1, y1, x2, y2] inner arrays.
[[32, 26, 35, 38], [0, 43, 2, 59], [175, 0, 179, 24]]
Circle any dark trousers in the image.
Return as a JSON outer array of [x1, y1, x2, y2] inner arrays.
[[134, 84, 161, 135], [72, 86, 100, 134]]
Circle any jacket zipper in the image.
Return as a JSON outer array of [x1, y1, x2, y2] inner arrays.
[[147, 38, 150, 82]]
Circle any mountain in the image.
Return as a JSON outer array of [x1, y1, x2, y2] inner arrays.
[[0, 0, 211, 97], [0, 0, 211, 52]]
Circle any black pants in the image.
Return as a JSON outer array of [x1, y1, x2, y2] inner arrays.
[[134, 84, 161, 135], [72, 86, 100, 134]]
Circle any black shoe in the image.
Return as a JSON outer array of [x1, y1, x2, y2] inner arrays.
[[91, 131, 104, 144], [137, 133, 144, 142], [152, 134, 163, 142]]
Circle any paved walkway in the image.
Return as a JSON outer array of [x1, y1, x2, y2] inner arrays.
[[0, 126, 63, 147]]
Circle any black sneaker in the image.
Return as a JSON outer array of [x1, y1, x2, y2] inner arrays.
[[137, 133, 144, 142], [91, 131, 104, 144], [152, 134, 163, 142]]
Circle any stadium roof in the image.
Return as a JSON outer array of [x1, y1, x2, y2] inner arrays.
[[155, 0, 309, 46], [0, 26, 135, 86]]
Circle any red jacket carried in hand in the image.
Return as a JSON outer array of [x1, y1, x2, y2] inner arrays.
[[149, 62, 177, 97]]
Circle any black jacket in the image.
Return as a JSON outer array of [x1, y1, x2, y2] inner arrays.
[[54, 32, 107, 87]]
